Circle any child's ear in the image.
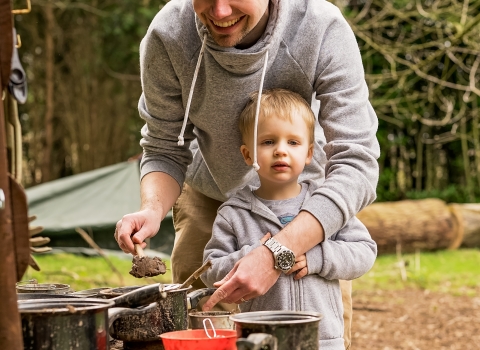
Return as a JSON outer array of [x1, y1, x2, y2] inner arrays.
[[240, 145, 253, 166], [305, 144, 314, 165]]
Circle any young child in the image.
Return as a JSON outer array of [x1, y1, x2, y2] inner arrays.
[[201, 89, 377, 350]]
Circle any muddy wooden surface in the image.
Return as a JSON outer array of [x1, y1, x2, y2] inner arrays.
[[351, 289, 480, 349]]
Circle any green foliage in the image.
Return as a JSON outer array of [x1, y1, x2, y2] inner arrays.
[[334, 0, 480, 203], [404, 185, 480, 203], [22, 253, 172, 291], [354, 249, 480, 296], [100, 3, 162, 71]]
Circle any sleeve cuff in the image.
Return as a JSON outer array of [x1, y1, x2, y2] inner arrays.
[[140, 157, 185, 189], [305, 244, 324, 275]]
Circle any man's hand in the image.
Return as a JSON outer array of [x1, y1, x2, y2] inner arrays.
[[115, 172, 180, 254], [114, 208, 161, 254], [202, 242, 280, 311], [286, 254, 308, 280]]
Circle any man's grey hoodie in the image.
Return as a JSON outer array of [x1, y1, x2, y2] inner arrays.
[[201, 180, 377, 350], [138, 0, 380, 239]]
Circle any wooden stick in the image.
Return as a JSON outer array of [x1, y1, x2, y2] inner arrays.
[[75, 227, 124, 286], [179, 260, 212, 290], [396, 242, 407, 282], [134, 244, 145, 257]]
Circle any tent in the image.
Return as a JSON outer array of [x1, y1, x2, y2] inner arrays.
[[25, 160, 175, 254]]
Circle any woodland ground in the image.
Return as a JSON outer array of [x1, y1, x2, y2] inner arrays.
[[351, 289, 480, 349]]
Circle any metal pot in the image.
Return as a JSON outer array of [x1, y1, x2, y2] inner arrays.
[[16, 286, 110, 300], [17, 283, 195, 349], [232, 311, 322, 350], [18, 298, 157, 350], [189, 310, 235, 330], [16, 280, 71, 294], [17, 292, 82, 300], [71, 287, 113, 298], [109, 284, 216, 342]]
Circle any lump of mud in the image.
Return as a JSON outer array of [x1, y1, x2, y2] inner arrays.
[[129, 256, 167, 278]]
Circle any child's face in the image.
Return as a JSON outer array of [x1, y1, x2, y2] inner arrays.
[[241, 112, 313, 186]]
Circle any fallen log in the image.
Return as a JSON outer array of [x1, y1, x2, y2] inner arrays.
[[357, 199, 464, 254], [449, 203, 480, 248]]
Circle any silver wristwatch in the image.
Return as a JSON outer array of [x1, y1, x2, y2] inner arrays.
[[263, 237, 296, 273]]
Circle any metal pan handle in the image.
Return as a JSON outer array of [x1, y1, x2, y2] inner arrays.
[[111, 283, 164, 308]]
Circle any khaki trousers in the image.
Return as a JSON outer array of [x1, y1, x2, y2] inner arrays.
[[171, 184, 352, 349]]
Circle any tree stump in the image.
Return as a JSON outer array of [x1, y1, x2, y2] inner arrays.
[[357, 199, 463, 254]]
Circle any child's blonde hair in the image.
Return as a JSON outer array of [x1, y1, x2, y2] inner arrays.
[[239, 88, 316, 144]]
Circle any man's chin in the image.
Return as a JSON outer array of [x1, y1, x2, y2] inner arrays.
[[206, 26, 248, 48], [209, 34, 241, 48]]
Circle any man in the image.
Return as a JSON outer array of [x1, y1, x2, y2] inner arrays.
[[115, 1, 380, 348]]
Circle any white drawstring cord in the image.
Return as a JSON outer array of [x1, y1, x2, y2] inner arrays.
[[252, 51, 269, 171], [178, 33, 208, 146]]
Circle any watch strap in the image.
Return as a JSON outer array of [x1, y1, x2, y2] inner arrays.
[[264, 237, 284, 254]]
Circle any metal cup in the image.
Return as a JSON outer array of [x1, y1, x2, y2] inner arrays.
[[189, 311, 235, 330]]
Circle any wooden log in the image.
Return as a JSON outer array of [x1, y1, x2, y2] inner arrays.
[[357, 199, 463, 254], [449, 203, 480, 248]]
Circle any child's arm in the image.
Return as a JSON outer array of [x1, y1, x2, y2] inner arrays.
[[305, 216, 377, 281], [201, 213, 263, 287]]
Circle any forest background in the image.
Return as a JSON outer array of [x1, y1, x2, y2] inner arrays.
[[12, 0, 480, 204]]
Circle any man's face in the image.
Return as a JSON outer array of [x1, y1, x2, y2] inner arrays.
[[193, 0, 269, 48]]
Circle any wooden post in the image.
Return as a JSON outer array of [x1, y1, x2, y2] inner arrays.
[[0, 0, 24, 347], [0, 86, 24, 350]]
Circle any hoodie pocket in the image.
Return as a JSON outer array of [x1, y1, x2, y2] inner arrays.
[[326, 280, 344, 337]]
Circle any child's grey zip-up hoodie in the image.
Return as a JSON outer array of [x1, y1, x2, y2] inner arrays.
[[139, 0, 380, 239], [201, 180, 377, 350]]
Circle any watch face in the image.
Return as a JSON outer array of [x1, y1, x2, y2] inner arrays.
[[277, 251, 295, 271]]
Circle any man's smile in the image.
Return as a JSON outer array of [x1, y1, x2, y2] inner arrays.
[[212, 17, 243, 28]]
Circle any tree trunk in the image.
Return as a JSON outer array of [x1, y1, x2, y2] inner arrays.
[[358, 199, 463, 254]]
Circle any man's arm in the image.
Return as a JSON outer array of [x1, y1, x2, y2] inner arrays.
[[305, 218, 377, 280], [202, 211, 323, 310], [115, 172, 180, 254], [202, 213, 273, 289]]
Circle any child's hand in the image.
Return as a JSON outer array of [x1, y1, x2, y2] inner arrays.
[[260, 232, 272, 244], [286, 254, 308, 280]]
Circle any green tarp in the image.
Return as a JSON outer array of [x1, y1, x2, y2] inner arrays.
[[26, 160, 174, 253]]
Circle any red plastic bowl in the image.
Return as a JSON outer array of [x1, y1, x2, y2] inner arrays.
[[160, 329, 237, 350]]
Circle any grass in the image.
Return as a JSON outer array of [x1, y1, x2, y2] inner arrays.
[[21, 249, 480, 296], [21, 253, 172, 291], [353, 248, 480, 296]]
